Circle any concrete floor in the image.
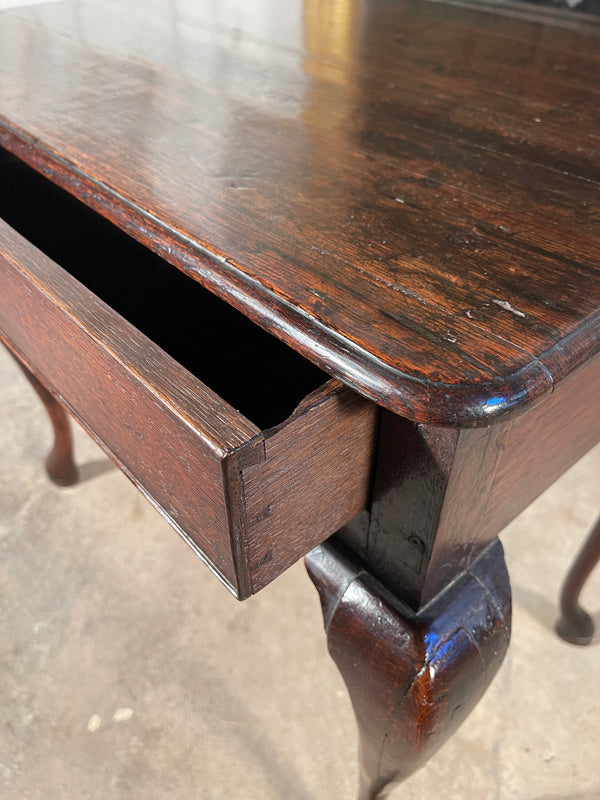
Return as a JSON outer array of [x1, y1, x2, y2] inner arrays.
[[1, 346, 599, 800]]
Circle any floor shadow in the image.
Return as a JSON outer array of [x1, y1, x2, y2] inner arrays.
[[76, 458, 116, 484]]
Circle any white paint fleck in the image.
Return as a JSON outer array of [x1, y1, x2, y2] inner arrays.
[[113, 708, 134, 723], [444, 333, 458, 343], [492, 299, 527, 318], [87, 715, 102, 733], [533, 117, 541, 123], [466, 310, 475, 319], [394, 197, 405, 204]]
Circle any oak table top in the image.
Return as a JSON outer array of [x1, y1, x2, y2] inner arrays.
[[2, 5, 599, 795], [0, 0, 599, 426]]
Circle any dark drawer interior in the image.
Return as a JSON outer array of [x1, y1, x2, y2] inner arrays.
[[0, 146, 327, 429]]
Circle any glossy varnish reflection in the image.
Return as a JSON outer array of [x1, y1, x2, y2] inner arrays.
[[0, 0, 598, 427], [1, 3, 599, 798]]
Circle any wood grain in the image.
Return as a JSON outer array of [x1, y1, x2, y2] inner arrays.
[[0, 216, 377, 597], [339, 350, 600, 608], [0, 0, 598, 426], [0, 145, 329, 431], [306, 537, 511, 799], [0, 224, 246, 591], [241, 382, 378, 593]]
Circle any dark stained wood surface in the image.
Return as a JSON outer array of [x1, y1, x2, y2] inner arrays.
[[0, 215, 377, 598], [242, 383, 378, 593], [339, 349, 600, 608], [0, 219, 253, 592], [12, 355, 79, 487], [306, 537, 511, 799], [0, 0, 598, 426], [0, 145, 329, 432], [555, 514, 600, 645]]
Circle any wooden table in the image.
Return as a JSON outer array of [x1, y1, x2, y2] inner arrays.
[[1, 0, 599, 796]]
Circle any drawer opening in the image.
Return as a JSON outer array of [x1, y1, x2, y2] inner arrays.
[[0, 146, 327, 429]]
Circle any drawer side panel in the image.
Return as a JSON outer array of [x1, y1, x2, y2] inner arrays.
[[1, 249, 242, 591]]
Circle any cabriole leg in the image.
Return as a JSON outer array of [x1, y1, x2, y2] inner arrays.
[[555, 515, 600, 646], [306, 538, 511, 800], [14, 357, 79, 487]]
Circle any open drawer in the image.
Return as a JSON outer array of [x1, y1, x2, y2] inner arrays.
[[0, 147, 378, 599]]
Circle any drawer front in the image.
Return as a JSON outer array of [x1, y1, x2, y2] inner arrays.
[[0, 219, 378, 598]]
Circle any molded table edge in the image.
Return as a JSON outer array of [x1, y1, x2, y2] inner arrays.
[[2, 122, 598, 428]]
